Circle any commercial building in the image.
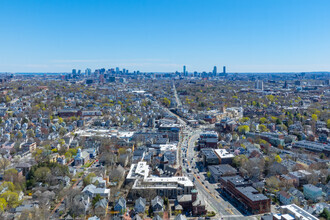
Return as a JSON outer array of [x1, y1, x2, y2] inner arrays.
[[214, 149, 234, 164], [158, 123, 182, 142], [126, 161, 150, 183], [220, 175, 270, 214], [208, 164, 236, 182], [132, 176, 194, 199], [198, 131, 218, 149], [277, 204, 318, 220], [201, 148, 219, 166]]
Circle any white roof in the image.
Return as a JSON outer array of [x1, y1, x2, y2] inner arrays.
[[214, 149, 234, 159], [127, 162, 149, 180]]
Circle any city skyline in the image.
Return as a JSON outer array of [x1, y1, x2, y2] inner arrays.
[[1, 0, 330, 72]]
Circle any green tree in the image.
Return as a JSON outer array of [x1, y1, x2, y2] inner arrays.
[[0, 198, 7, 212], [259, 124, 269, 132], [162, 97, 171, 107], [118, 148, 126, 155], [27, 129, 35, 138], [259, 117, 267, 124], [34, 167, 51, 183], [319, 208, 330, 219], [327, 119, 330, 129], [276, 118, 282, 125], [311, 114, 318, 121], [58, 117, 63, 124], [275, 155, 282, 163], [59, 127, 67, 136], [239, 117, 250, 123], [266, 176, 280, 192], [233, 155, 248, 168], [0, 191, 20, 208], [92, 194, 102, 207], [238, 125, 250, 134], [0, 181, 16, 192], [16, 131, 23, 140], [207, 171, 211, 179], [83, 173, 96, 186]]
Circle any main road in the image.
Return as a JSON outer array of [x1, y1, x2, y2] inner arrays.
[[182, 130, 243, 219], [163, 103, 243, 219]]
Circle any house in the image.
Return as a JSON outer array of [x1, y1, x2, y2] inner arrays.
[[134, 197, 146, 213], [175, 189, 206, 216], [151, 196, 164, 213], [82, 184, 110, 199], [303, 184, 322, 202], [114, 197, 126, 214], [287, 187, 306, 206], [278, 191, 294, 205], [94, 198, 108, 216], [20, 142, 37, 153], [91, 176, 107, 188], [16, 162, 32, 176]]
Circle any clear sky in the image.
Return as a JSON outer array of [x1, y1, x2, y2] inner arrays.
[[1, 0, 330, 73]]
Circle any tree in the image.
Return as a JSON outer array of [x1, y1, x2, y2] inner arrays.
[[311, 114, 318, 121], [0, 158, 10, 173], [118, 148, 126, 155], [238, 125, 250, 134], [276, 118, 282, 125], [58, 117, 63, 124], [239, 117, 250, 123], [59, 127, 67, 136], [0, 198, 7, 212], [0, 181, 16, 192], [0, 191, 20, 208], [319, 208, 330, 220], [162, 97, 171, 107], [275, 155, 282, 163], [27, 129, 35, 138], [327, 119, 330, 129], [83, 173, 96, 186], [233, 155, 248, 168], [207, 171, 211, 179], [259, 124, 268, 132], [34, 167, 51, 183], [259, 117, 267, 124], [16, 131, 23, 140], [92, 194, 102, 207], [266, 176, 280, 192]]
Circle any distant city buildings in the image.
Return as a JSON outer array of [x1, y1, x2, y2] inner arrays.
[[255, 80, 264, 90]]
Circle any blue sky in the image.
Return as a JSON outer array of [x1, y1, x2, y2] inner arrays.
[[1, 0, 330, 73]]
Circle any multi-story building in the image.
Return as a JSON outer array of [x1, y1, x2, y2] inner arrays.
[[201, 148, 219, 166], [214, 149, 234, 164], [158, 123, 182, 142], [208, 164, 236, 182], [132, 176, 194, 199], [277, 204, 318, 220], [293, 140, 330, 156], [220, 175, 270, 214], [198, 131, 218, 149], [303, 184, 322, 202]]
